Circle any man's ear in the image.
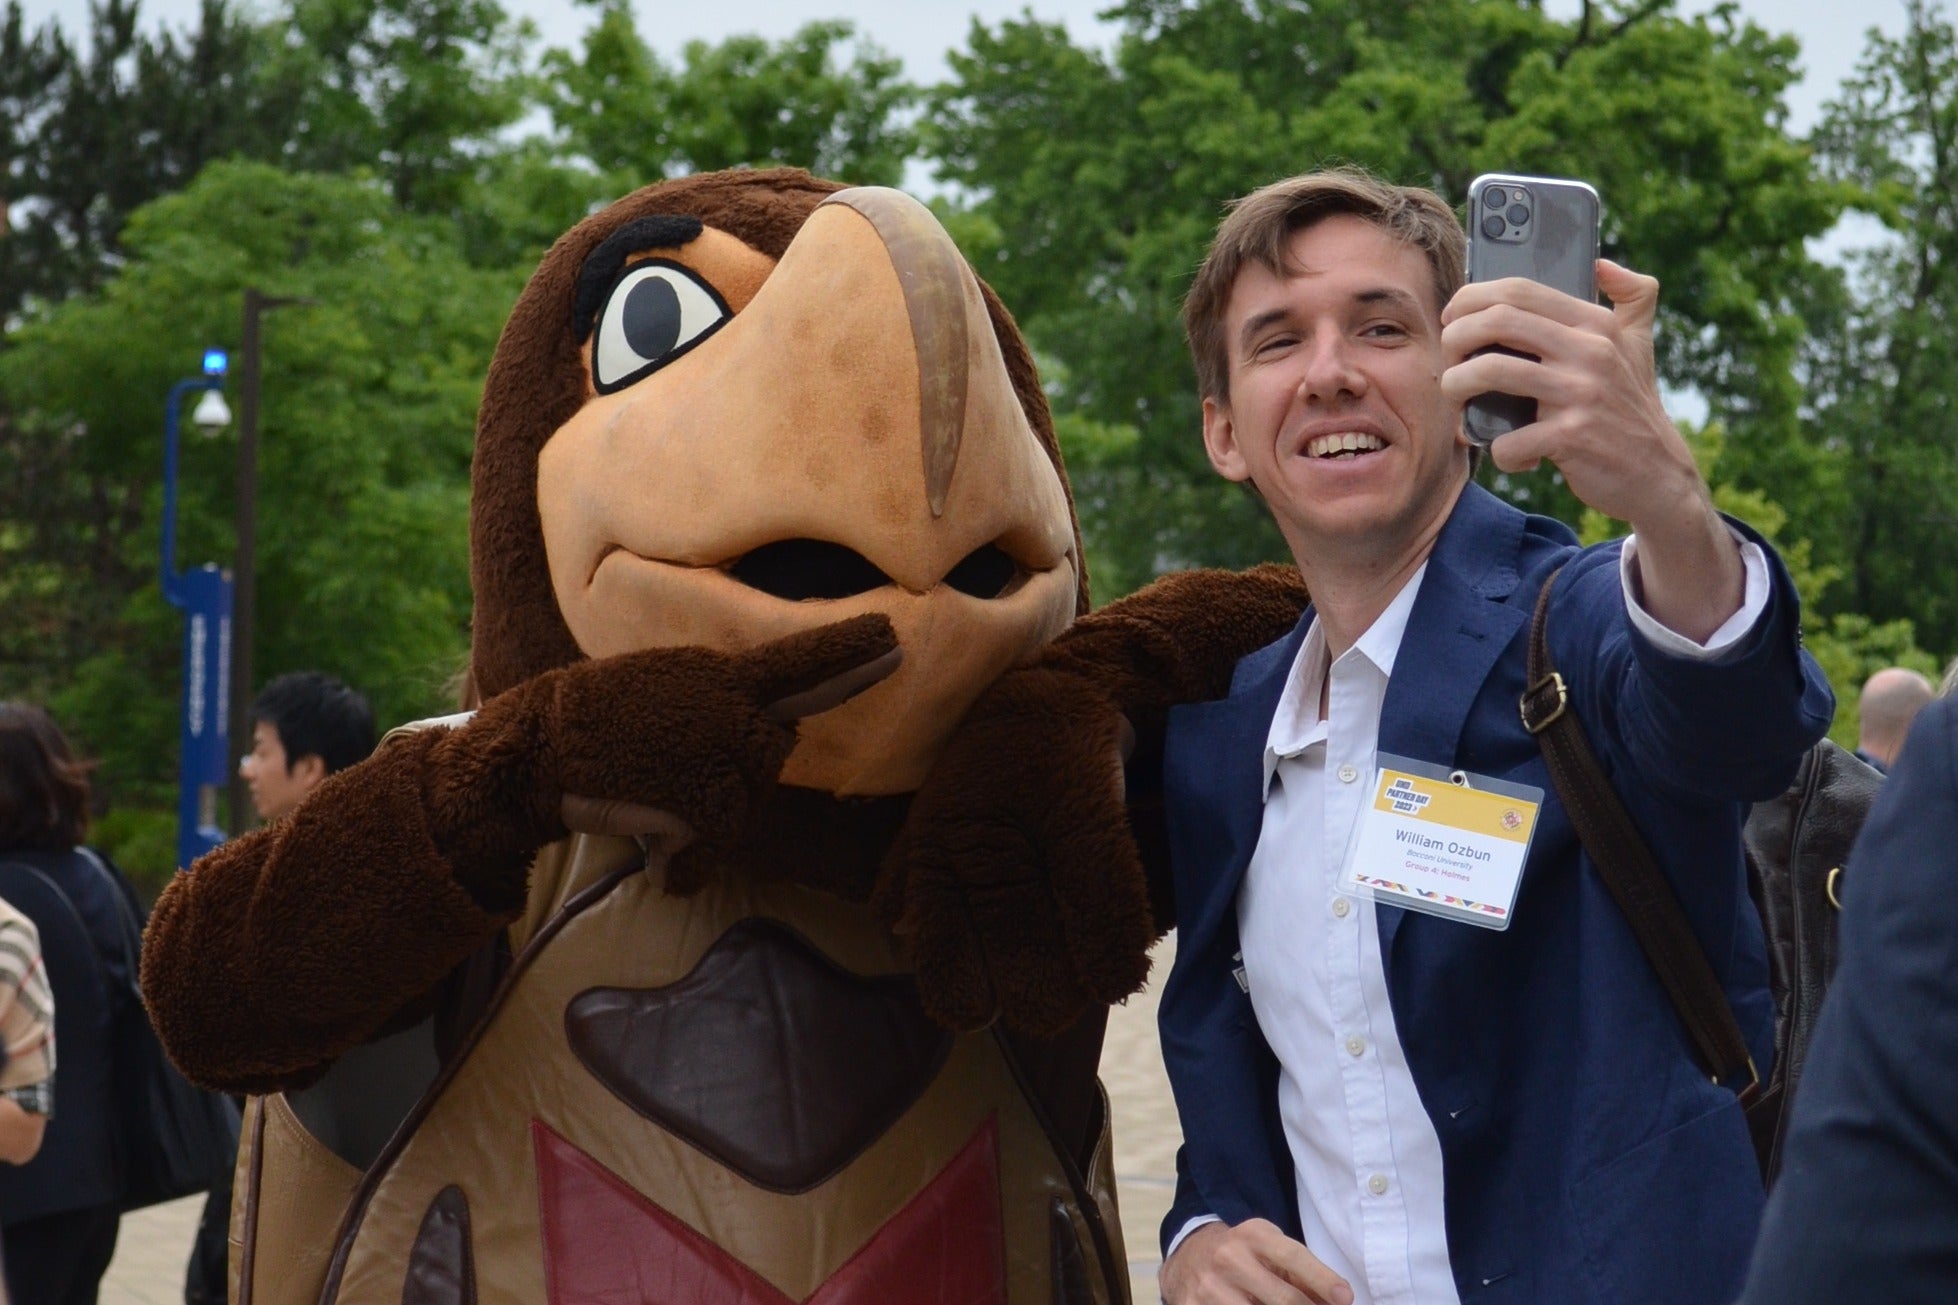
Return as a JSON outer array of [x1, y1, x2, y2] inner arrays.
[[1202, 396, 1251, 483], [292, 752, 329, 794]]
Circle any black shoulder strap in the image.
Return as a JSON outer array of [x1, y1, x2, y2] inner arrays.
[[1519, 569, 1756, 1089], [64, 848, 147, 1013]]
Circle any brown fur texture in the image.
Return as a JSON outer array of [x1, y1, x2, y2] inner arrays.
[[878, 562, 1309, 1035], [141, 732, 509, 1093], [144, 616, 897, 1090], [470, 168, 1086, 700]]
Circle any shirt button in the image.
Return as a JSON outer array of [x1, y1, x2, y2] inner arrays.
[[1345, 1035, 1366, 1058], [1367, 1173, 1390, 1196], [1337, 763, 1358, 783], [1331, 896, 1352, 919]]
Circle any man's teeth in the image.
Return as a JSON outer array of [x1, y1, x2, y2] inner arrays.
[[1305, 432, 1385, 459]]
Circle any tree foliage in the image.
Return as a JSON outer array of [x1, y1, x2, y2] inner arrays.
[[1753, 0, 1958, 652], [543, 1, 916, 189], [0, 0, 298, 318]]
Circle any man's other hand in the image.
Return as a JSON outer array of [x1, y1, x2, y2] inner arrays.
[[1160, 1220, 1355, 1305]]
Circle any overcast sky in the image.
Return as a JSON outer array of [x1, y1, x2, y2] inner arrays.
[[14, 0, 1911, 137]]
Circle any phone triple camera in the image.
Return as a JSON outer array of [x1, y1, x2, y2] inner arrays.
[[1479, 185, 1532, 243]]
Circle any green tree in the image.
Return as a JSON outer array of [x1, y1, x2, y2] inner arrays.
[[932, 0, 1846, 593], [263, 0, 535, 218], [1760, 0, 1958, 653], [0, 162, 518, 887], [0, 0, 302, 317], [0, 0, 541, 319], [543, 1, 919, 190]]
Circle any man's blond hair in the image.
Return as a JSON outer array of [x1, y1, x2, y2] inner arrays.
[[1183, 167, 1466, 403]]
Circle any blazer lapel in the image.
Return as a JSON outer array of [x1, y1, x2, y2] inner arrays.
[[1166, 616, 1309, 952], [1375, 485, 1531, 959]]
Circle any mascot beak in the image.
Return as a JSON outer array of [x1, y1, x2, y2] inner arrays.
[[536, 185, 1079, 796], [817, 187, 973, 519]]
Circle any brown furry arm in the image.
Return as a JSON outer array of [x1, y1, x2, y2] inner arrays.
[[880, 564, 1306, 1035], [143, 615, 899, 1092], [142, 730, 522, 1093], [1032, 561, 1308, 739]]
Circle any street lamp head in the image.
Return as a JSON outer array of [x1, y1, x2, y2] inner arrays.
[[192, 387, 232, 434], [203, 348, 229, 377]]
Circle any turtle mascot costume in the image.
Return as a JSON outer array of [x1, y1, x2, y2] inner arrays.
[[142, 169, 1306, 1305]]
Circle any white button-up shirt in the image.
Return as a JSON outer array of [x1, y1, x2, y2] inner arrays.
[[1170, 534, 1770, 1304]]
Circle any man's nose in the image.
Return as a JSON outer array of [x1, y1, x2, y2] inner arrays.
[[1299, 335, 1367, 403], [238, 755, 255, 779]]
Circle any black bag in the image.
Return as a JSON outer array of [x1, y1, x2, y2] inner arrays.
[[1519, 575, 1881, 1184], [1738, 742, 1882, 1180], [77, 848, 242, 1211]]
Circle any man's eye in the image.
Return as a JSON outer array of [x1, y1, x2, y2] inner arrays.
[[591, 261, 731, 393]]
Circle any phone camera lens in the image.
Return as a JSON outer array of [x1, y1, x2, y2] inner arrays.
[[1484, 186, 1507, 208], [1481, 213, 1505, 239], [1508, 203, 1530, 226]]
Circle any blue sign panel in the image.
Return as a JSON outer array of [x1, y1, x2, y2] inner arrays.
[[173, 564, 233, 868]]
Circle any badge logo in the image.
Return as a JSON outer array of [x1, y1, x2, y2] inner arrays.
[[1384, 777, 1432, 815]]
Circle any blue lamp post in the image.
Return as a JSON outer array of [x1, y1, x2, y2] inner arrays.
[[161, 350, 235, 870]]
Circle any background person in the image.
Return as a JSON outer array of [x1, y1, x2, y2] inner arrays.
[[0, 896, 52, 1165], [1853, 666, 1934, 773], [1153, 169, 1829, 1305], [0, 894, 54, 1305], [237, 671, 377, 823], [1737, 692, 1958, 1302], [0, 704, 133, 1305]]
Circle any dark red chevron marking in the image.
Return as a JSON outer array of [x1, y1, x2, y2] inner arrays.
[[533, 1117, 1006, 1304]]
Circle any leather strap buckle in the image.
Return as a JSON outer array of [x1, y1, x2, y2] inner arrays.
[[1723, 1055, 1762, 1094], [1521, 671, 1568, 735]]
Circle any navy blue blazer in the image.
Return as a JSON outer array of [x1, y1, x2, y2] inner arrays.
[[1157, 485, 1833, 1304], [1738, 695, 1958, 1303]]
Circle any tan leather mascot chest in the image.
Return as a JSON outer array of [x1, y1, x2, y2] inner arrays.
[[236, 832, 1123, 1304]]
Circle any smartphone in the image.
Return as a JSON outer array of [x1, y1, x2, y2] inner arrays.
[[1462, 174, 1601, 446]]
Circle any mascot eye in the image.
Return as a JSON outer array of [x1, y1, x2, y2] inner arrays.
[[591, 260, 731, 393]]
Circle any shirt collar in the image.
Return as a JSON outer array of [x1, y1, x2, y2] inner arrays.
[[1261, 560, 1430, 797]]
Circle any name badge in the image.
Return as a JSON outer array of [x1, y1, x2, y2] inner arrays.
[[1346, 753, 1542, 930]]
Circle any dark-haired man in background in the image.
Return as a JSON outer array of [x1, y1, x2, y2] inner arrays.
[[237, 672, 377, 824]]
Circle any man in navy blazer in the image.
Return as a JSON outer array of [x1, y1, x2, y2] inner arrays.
[[1736, 693, 1958, 1302], [1154, 170, 1831, 1305]]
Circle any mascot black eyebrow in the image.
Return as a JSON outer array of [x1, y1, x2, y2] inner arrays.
[[142, 169, 1305, 1305]]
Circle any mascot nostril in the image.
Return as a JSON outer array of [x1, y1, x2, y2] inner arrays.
[[728, 539, 893, 602], [139, 165, 1313, 1305]]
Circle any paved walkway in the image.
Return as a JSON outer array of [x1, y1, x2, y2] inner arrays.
[[102, 937, 1186, 1304], [102, 1192, 201, 1304]]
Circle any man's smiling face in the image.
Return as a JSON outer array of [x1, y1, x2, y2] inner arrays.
[[1201, 213, 1468, 567]]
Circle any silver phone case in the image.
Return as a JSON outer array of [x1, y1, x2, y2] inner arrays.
[[1463, 174, 1601, 446]]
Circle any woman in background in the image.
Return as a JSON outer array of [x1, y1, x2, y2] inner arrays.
[[1, 892, 56, 1305], [0, 704, 130, 1305]]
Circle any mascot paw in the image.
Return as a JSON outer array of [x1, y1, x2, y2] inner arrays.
[[552, 614, 900, 885], [877, 666, 1155, 1035]]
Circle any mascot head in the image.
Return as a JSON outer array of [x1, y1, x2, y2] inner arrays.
[[469, 169, 1084, 796]]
